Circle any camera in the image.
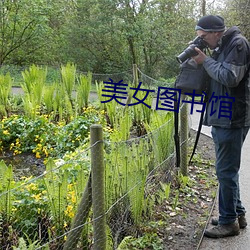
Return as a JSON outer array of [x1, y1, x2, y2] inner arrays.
[[176, 36, 208, 64]]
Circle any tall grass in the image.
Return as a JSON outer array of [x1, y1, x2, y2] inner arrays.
[[0, 161, 14, 222], [76, 71, 92, 112], [61, 63, 76, 102], [43, 85, 56, 114], [21, 65, 47, 118], [0, 73, 12, 116], [144, 111, 175, 164]]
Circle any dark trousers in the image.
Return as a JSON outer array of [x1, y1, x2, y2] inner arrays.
[[211, 126, 249, 225]]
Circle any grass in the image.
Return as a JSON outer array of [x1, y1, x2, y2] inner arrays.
[[0, 65, 96, 92]]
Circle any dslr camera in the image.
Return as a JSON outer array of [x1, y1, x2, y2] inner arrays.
[[176, 36, 208, 64]]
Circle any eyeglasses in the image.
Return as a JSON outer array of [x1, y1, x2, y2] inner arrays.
[[199, 32, 214, 40]]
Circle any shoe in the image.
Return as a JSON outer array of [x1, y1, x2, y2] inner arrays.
[[211, 214, 247, 229], [204, 222, 240, 238]]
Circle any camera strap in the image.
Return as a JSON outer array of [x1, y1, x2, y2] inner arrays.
[[189, 108, 204, 164], [174, 100, 181, 168], [174, 96, 206, 168]]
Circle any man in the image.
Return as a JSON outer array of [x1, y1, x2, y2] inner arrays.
[[192, 15, 250, 238]]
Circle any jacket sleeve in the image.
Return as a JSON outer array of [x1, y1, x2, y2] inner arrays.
[[203, 37, 250, 87]]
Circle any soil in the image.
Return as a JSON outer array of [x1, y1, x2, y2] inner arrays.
[[0, 152, 45, 180], [158, 130, 217, 250]]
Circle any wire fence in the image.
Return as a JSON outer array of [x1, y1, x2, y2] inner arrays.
[[0, 65, 192, 249], [0, 112, 190, 249]]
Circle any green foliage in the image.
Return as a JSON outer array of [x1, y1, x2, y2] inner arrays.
[[0, 0, 52, 65], [12, 176, 48, 240], [0, 73, 12, 116], [0, 0, 228, 77], [43, 85, 56, 113], [0, 161, 14, 222], [61, 63, 76, 101], [158, 182, 171, 203], [96, 81, 106, 110], [43, 159, 68, 230], [0, 74, 180, 248], [0, 109, 101, 157], [178, 172, 192, 189], [21, 65, 47, 118], [64, 0, 199, 77], [117, 233, 163, 250], [144, 111, 175, 163], [13, 235, 46, 250], [76, 71, 92, 110], [105, 136, 153, 227], [131, 85, 153, 125]]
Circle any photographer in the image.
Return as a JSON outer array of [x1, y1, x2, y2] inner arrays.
[[192, 15, 250, 238]]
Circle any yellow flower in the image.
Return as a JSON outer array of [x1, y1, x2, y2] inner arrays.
[[14, 149, 22, 155], [43, 147, 49, 157], [3, 130, 9, 135], [32, 193, 42, 201], [26, 183, 37, 191], [12, 207, 17, 212], [36, 152, 41, 159], [65, 205, 74, 218], [71, 195, 76, 204]]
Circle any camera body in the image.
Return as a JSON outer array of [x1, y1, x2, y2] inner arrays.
[[176, 36, 208, 64]]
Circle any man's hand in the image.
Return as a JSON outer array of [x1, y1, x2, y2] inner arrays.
[[192, 47, 207, 64]]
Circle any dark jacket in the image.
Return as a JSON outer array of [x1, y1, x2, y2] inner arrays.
[[203, 26, 250, 128]]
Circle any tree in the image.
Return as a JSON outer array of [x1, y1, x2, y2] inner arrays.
[[220, 0, 250, 39], [0, 0, 50, 65]]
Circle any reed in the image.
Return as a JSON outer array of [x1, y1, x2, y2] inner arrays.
[[0, 73, 12, 116]]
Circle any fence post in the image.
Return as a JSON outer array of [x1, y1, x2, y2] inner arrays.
[[133, 64, 138, 87], [180, 96, 188, 176], [63, 175, 92, 250], [91, 124, 106, 250]]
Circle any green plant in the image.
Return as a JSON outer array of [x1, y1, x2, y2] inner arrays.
[[60, 62, 76, 102], [178, 173, 192, 189], [157, 182, 171, 203], [144, 111, 174, 164], [0, 108, 102, 158], [21, 65, 47, 118], [0, 161, 15, 222], [42, 156, 90, 233], [96, 80, 109, 111], [12, 176, 49, 241], [172, 190, 180, 210], [131, 85, 153, 125], [43, 159, 69, 225], [76, 72, 92, 111], [105, 136, 153, 233], [43, 84, 56, 114], [105, 101, 118, 128], [0, 73, 12, 117], [117, 233, 163, 250], [13, 233, 49, 250]]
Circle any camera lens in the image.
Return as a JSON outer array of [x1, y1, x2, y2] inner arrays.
[[176, 44, 198, 63], [176, 36, 208, 63]]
